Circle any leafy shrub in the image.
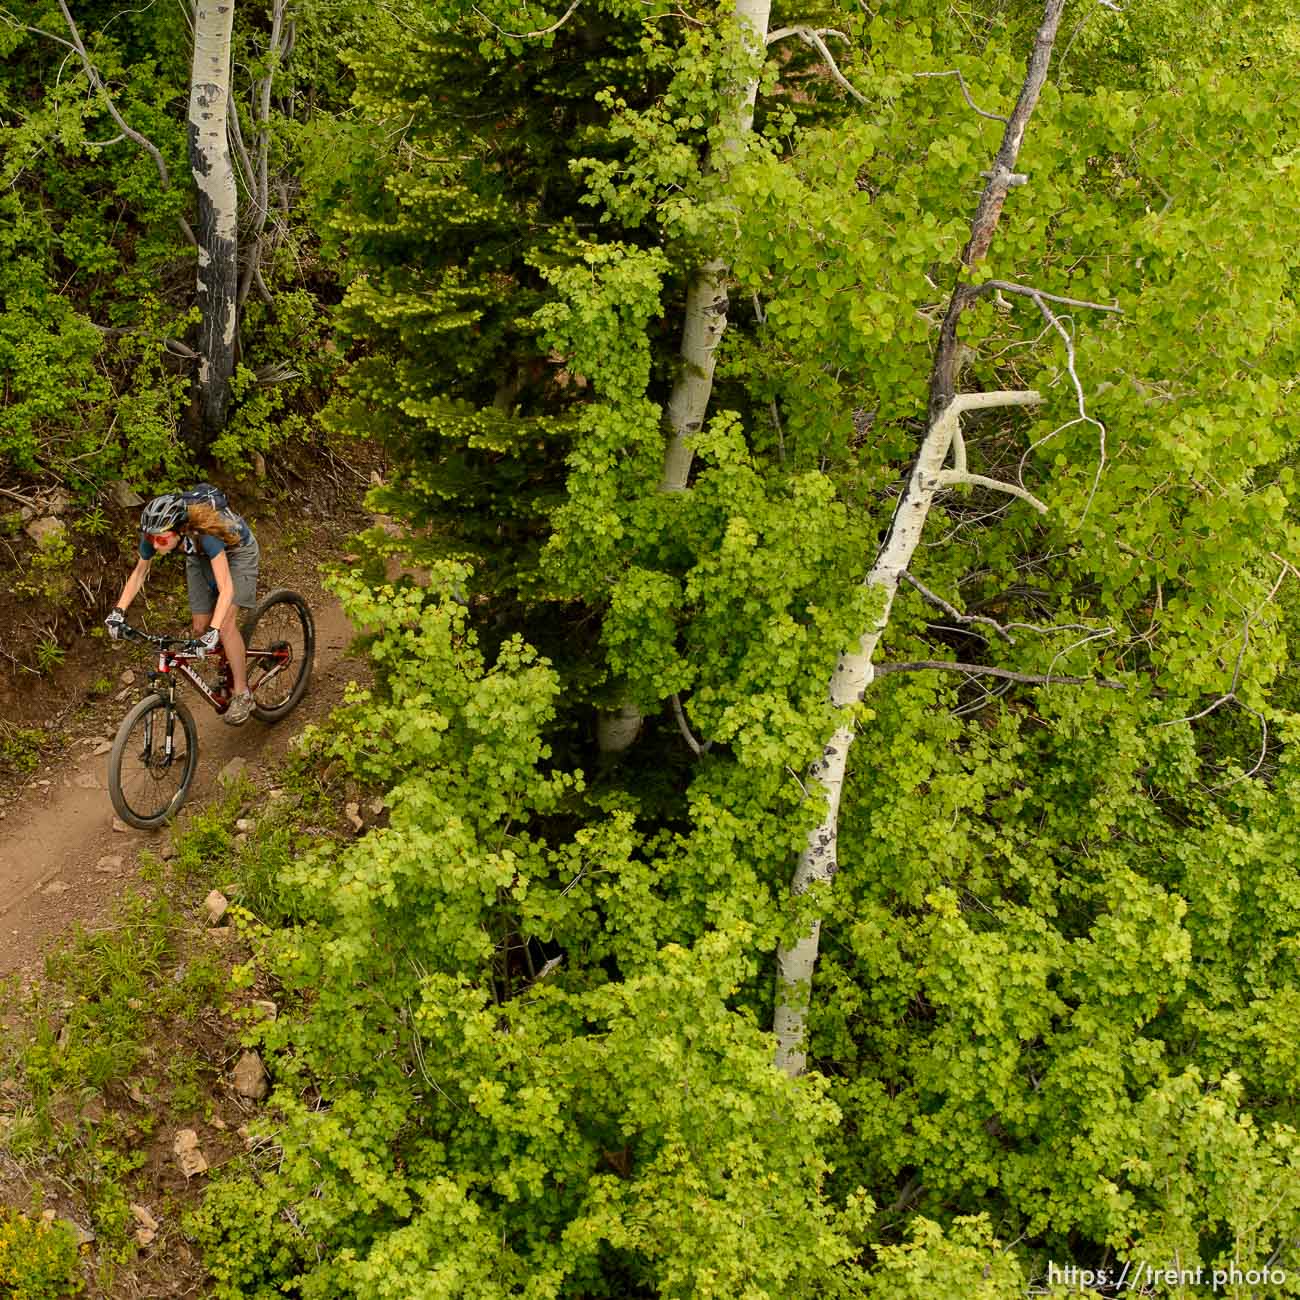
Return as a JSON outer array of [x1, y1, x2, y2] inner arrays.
[[0, 1208, 83, 1299]]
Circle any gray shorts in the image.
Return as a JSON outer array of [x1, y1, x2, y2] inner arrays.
[[185, 534, 260, 614]]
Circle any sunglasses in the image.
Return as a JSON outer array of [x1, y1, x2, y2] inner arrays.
[[147, 532, 177, 547]]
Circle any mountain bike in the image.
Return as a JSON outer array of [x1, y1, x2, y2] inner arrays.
[[108, 589, 315, 830]]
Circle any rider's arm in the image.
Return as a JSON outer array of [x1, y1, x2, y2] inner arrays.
[[113, 557, 152, 613], [208, 549, 236, 631]]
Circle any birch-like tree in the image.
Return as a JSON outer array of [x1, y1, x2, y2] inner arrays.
[[188, 0, 239, 440], [771, 0, 1082, 1077]]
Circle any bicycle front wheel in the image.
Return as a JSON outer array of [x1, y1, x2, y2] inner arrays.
[[108, 694, 199, 829], [241, 589, 314, 723]]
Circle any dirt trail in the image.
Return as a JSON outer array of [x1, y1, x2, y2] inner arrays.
[[0, 595, 357, 981]]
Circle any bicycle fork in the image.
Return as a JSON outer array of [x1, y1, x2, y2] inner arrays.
[[143, 679, 181, 770]]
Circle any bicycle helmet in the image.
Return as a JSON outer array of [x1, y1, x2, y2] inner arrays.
[[139, 493, 187, 535]]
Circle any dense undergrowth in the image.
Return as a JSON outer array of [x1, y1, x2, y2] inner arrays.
[[4, 0, 1300, 1295]]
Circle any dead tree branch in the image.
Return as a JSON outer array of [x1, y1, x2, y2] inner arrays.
[[670, 693, 710, 757], [875, 660, 1124, 689], [52, 0, 197, 249], [767, 25, 865, 103], [937, 469, 1048, 513], [1156, 565, 1288, 728], [471, 0, 581, 38], [914, 68, 1008, 123], [1019, 291, 1109, 521], [981, 280, 1122, 313], [901, 571, 1014, 643], [91, 322, 198, 359]]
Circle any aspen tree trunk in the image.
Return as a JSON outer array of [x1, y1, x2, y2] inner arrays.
[[603, 0, 773, 754], [773, 0, 1068, 1078], [189, 0, 239, 443], [659, 0, 772, 492]]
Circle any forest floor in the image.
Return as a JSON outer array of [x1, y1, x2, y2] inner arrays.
[[0, 442, 384, 1297]]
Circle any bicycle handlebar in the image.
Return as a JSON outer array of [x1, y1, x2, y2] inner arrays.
[[120, 623, 198, 651]]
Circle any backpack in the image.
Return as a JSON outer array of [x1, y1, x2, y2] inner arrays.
[[181, 482, 230, 513]]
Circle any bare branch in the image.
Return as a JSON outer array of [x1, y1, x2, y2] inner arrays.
[[901, 571, 1015, 643], [471, 0, 581, 38], [766, 25, 866, 103], [981, 279, 1122, 313], [227, 95, 258, 201], [53, 0, 197, 249], [949, 388, 1042, 414], [950, 420, 967, 473], [1013, 290, 1109, 522], [874, 660, 1124, 689], [937, 470, 1049, 514], [91, 322, 197, 358], [929, 0, 1067, 420], [0, 13, 75, 51], [1209, 705, 1269, 789], [914, 69, 1008, 123], [670, 692, 710, 757]]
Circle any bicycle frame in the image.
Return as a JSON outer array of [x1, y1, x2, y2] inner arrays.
[[126, 626, 293, 717], [150, 644, 234, 713]]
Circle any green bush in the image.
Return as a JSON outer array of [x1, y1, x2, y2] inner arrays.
[[0, 1208, 83, 1299]]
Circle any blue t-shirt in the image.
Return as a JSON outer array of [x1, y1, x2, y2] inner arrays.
[[139, 510, 253, 561]]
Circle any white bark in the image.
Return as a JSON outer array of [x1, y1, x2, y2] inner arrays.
[[772, 393, 1040, 1075], [622, 0, 774, 746], [659, 0, 772, 491], [660, 260, 730, 492], [771, 0, 1067, 1082], [596, 703, 644, 755], [189, 0, 239, 439]]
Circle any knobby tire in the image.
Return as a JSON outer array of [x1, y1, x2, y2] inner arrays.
[[108, 694, 199, 829], [240, 588, 314, 722]]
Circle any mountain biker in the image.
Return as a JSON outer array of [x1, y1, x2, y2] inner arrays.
[[103, 488, 261, 726]]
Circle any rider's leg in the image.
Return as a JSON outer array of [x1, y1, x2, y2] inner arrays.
[[219, 606, 249, 694]]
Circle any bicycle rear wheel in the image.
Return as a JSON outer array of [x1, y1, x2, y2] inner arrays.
[[108, 694, 199, 829], [241, 589, 314, 723]]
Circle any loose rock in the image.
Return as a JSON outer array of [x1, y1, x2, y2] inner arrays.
[[251, 999, 278, 1021], [218, 756, 249, 785], [234, 818, 254, 833], [109, 480, 145, 509], [111, 816, 131, 832], [42, 879, 70, 896], [204, 890, 229, 926], [130, 1203, 158, 1247], [92, 740, 113, 757], [96, 854, 123, 873], [368, 796, 385, 817], [23, 515, 64, 545], [232, 1050, 269, 1101], [344, 801, 364, 833], [173, 1128, 208, 1178], [119, 669, 135, 686]]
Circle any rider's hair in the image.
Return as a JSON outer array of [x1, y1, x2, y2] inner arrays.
[[184, 503, 241, 547]]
